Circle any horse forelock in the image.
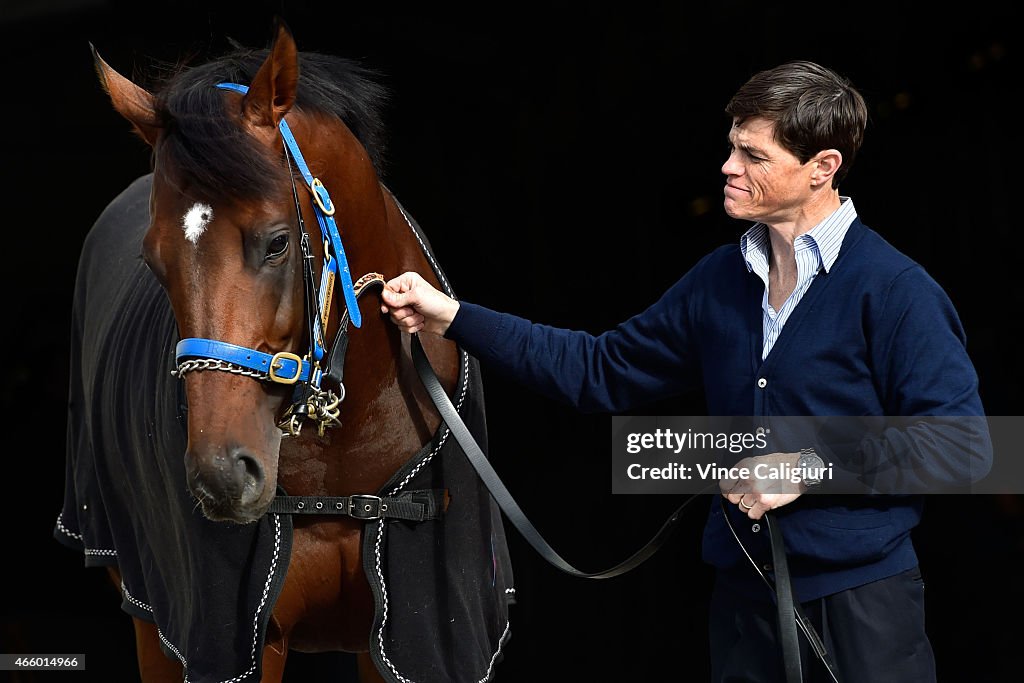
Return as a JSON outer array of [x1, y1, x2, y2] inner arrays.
[[153, 47, 391, 203]]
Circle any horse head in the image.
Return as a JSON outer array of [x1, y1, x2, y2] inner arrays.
[[93, 23, 402, 524]]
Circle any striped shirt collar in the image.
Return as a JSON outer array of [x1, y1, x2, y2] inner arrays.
[[740, 197, 857, 274]]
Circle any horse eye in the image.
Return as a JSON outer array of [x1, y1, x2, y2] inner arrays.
[[266, 234, 289, 260]]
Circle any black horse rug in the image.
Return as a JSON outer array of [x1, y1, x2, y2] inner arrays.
[[54, 173, 515, 683]]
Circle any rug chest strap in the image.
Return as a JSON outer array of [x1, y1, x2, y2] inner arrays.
[[268, 489, 446, 521]]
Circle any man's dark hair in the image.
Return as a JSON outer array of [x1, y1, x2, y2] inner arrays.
[[726, 60, 868, 188]]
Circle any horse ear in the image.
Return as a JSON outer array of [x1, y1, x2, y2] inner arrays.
[[241, 20, 299, 128], [91, 44, 161, 147]]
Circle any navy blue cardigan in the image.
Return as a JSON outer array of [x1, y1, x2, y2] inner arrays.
[[444, 218, 992, 601]]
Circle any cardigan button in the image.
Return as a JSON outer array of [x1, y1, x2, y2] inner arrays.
[[757, 378, 767, 388]]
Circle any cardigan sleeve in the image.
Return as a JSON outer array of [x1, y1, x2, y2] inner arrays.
[[822, 265, 993, 493], [444, 274, 702, 414]]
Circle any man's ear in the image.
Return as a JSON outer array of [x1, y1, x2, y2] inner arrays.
[[91, 44, 161, 147], [810, 149, 843, 188]]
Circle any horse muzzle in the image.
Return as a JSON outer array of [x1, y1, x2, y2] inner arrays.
[[185, 445, 274, 524]]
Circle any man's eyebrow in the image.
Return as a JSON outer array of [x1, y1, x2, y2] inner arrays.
[[731, 139, 768, 157]]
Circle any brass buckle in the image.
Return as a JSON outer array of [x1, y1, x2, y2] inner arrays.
[[310, 178, 336, 216], [268, 351, 303, 385]]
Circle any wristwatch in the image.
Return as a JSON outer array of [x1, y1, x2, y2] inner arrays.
[[798, 447, 825, 488]]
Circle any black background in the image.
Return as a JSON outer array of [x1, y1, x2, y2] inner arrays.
[[2, 1, 1022, 681]]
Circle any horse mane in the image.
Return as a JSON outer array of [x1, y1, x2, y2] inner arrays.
[[153, 46, 390, 200]]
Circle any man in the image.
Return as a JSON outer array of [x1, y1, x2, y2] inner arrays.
[[380, 60, 990, 682]]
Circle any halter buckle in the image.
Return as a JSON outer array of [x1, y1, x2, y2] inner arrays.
[[310, 178, 336, 216], [268, 351, 303, 384]]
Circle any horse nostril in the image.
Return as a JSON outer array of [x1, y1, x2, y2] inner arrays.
[[232, 451, 265, 505]]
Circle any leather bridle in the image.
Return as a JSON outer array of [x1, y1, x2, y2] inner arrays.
[[171, 82, 375, 438]]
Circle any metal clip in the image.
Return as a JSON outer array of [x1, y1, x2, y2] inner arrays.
[[278, 412, 303, 437]]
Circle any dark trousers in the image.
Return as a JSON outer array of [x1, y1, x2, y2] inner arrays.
[[709, 567, 936, 683]]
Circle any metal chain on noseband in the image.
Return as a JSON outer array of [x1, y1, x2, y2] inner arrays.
[[172, 359, 268, 381], [172, 357, 344, 437]]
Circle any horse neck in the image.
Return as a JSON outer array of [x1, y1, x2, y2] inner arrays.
[[304, 115, 419, 281], [278, 130, 458, 498]]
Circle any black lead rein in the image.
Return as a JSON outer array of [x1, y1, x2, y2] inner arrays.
[[412, 332, 842, 681], [410, 333, 706, 579], [718, 494, 842, 682]]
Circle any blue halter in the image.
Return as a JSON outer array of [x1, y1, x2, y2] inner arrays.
[[173, 82, 365, 432]]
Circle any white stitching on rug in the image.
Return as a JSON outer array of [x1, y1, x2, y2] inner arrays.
[[181, 513, 282, 683], [119, 515, 283, 683], [374, 345, 508, 683], [120, 582, 154, 612], [55, 513, 83, 541], [393, 199, 454, 298]]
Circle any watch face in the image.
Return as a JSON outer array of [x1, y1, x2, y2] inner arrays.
[[799, 451, 824, 486]]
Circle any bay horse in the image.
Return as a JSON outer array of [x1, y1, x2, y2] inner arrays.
[[55, 23, 514, 683]]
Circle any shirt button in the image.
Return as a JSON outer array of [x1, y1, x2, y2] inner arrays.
[[757, 378, 767, 388], [755, 427, 766, 436], [751, 523, 761, 533]]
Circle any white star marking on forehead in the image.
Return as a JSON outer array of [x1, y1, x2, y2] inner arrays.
[[182, 203, 213, 244]]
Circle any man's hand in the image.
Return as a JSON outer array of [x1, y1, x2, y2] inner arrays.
[[720, 452, 806, 520], [380, 271, 460, 336]]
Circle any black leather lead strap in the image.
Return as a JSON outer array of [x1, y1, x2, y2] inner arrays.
[[411, 333, 705, 579], [766, 511, 803, 683], [324, 277, 386, 389], [719, 497, 842, 682]]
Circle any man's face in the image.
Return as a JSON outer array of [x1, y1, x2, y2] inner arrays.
[[721, 116, 814, 226]]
